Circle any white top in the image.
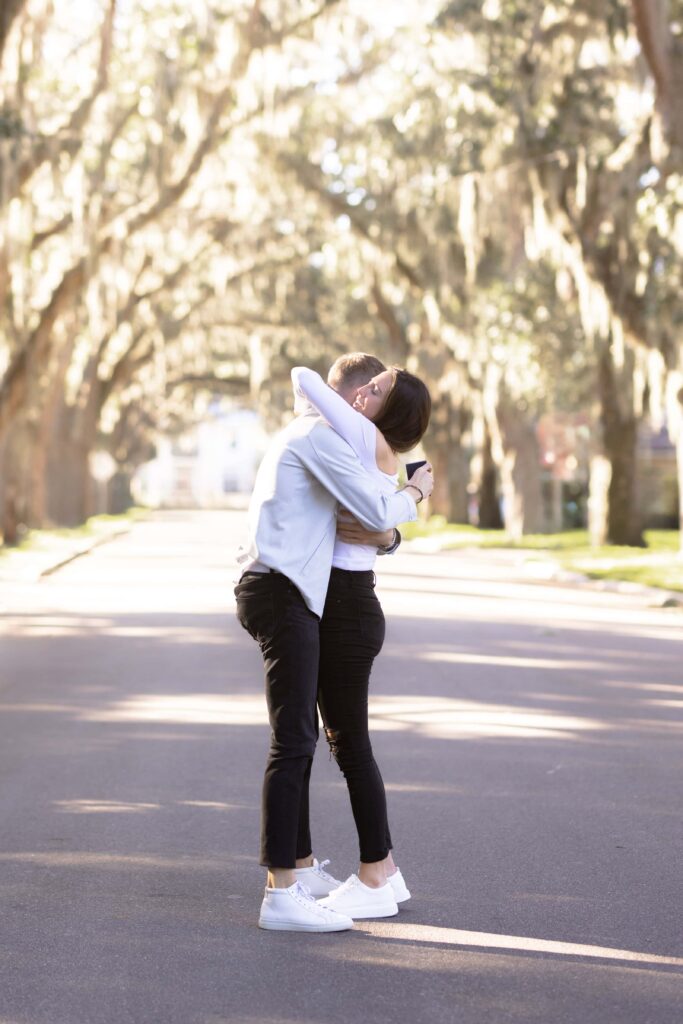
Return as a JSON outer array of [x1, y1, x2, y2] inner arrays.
[[291, 367, 398, 571], [236, 407, 416, 617]]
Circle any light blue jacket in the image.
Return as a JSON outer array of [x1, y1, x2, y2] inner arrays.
[[237, 411, 416, 616]]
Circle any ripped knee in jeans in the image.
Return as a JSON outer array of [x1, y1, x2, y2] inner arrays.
[[324, 727, 374, 772], [324, 727, 340, 761]]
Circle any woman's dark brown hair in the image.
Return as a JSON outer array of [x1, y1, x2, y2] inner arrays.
[[372, 368, 431, 453]]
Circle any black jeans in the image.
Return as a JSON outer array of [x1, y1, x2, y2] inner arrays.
[[234, 571, 319, 868], [318, 568, 392, 864]]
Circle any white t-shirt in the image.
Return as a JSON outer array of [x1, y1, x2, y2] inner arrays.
[[291, 367, 399, 571]]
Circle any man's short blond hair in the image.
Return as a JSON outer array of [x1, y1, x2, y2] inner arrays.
[[327, 352, 387, 391]]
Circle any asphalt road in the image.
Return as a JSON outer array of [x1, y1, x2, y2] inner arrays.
[[1, 510, 682, 1024]]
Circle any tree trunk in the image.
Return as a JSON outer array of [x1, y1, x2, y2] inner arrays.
[[630, 0, 683, 155], [108, 470, 133, 514], [0, 486, 20, 545], [0, 419, 32, 542], [487, 392, 543, 540], [46, 434, 94, 526], [25, 421, 48, 526], [423, 394, 469, 522], [606, 419, 643, 546], [45, 389, 103, 527], [598, 349, 645, 546], [675, 428, 683, 555], [26, 366, 65, 527], [668, 369, 683, 553], [425, 438, 469, 522], [476, 428, 503, 529], [0, 434, 20, 544], [0, 0, 26, 68], [0, 356, 48, 530], [588, 454, 611, 547]]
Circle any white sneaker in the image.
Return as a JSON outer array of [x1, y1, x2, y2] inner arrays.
[[294, 858, 343, 898], [258, 881, 353, 932], [387, 867, 411, 904], [318, 874, 398, 920]]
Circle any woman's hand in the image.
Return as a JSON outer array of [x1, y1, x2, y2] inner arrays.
[[405, 462, 434, 501]]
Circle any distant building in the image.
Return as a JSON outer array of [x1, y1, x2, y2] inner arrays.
[[132, 405, 269, 508], [638, 423, 679, 529], [536, 413, 678, 531]]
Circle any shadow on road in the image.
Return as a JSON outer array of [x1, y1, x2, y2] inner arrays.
[[1, 595, 682, 1024]]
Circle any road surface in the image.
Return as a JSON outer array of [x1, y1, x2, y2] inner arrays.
[[1, 510, 681, 1023]]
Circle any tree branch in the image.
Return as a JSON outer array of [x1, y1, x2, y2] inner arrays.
[[0, 257, 88, 431], [165, 373, 250, 395], [276, 152, 425, 289], [14, 0, 117, 195], [0, 0, 26, 67], [370, 276, 409, 359], [630, 0, 683, 152]]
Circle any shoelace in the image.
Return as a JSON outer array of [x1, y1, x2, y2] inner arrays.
[[316, 859, 339, 883], [292, 881, 340, 916], [329, 874, 359, 897], [294, 881, 314, 901]]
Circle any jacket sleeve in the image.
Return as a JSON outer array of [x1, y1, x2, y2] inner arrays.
[[291, 367, 316, 417], [291, 367, 376, 466], [299, 423, 416, 530]]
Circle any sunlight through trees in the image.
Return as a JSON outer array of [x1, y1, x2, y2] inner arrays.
[[0, 1, 681, 547]]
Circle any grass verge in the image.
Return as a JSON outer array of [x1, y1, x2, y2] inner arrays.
[[401, 517, 682, 593], [0, 507, 148, 558]]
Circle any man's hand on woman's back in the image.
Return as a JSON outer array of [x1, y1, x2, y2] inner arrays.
[[336, 511, 395, 549]]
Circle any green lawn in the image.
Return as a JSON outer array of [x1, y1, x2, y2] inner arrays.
[[401, 518, 683, 594]]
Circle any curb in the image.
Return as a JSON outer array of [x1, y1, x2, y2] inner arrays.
[[548, 569, 683, 608], [38, 525, 133, 579], [0, 521, 136, 585], [402, 539, 683, 609]]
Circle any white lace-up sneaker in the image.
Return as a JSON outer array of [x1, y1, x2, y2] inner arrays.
[[317, 874, 398, 920], [258, 881, 353, 932], [387, 867, 411, 904], [293, 858, 343, 898]]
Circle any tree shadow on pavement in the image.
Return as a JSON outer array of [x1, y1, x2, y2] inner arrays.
[[0, 600, 682, 1024]]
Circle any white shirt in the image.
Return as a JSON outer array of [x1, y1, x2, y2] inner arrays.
[[236, 406, 416, 617], [291, 367, 398, 570]]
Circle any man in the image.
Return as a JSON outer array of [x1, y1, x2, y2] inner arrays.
[[235, 352, 433, 932]]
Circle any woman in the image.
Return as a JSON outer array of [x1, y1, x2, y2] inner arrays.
[[291, 361, 431, 919]]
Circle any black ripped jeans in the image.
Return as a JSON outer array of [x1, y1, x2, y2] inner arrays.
[[318, 568, 392, 864]]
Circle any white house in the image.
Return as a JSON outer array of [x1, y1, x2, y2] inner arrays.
[[133, 404, 269, 508]]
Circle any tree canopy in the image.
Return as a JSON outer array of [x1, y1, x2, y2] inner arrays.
[[0, 0, 681, 545]]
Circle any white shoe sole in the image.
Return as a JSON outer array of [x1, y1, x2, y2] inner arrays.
[[393, 888, 411, 904], [330, 903, 398, 920], [259, 917, 352, 932]]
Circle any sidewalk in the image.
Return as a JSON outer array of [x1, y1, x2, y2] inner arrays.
[[0, 515, 141, 584], [2, 509, 680, 609], [403, 536, 683, 608]]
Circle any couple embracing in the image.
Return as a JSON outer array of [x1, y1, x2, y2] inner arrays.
[[235, 352, 434, 932]]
